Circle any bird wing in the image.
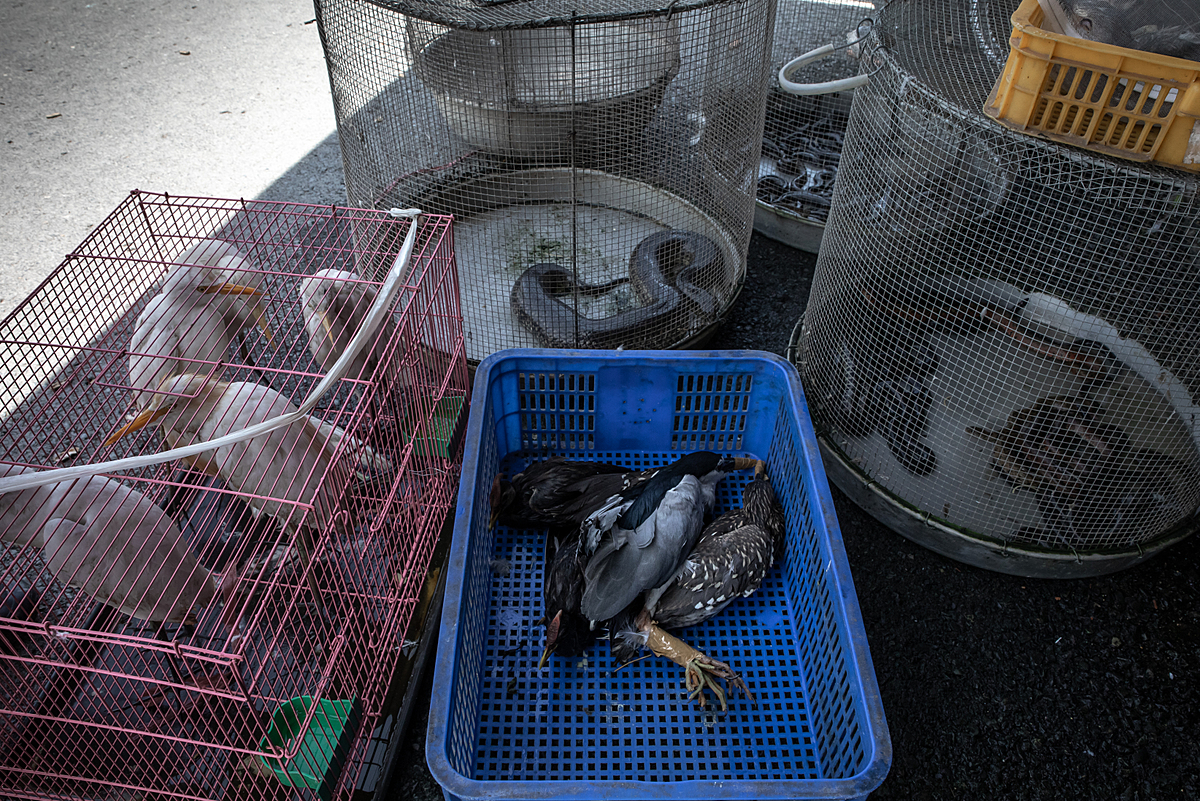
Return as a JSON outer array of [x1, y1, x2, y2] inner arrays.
[[650, 512, 775, 629], [580, 475, 708, 623], [0, 465, 55, 548], [582, 493, 633, 552], [41, 477, 217, 624], [129, 296, 235, 408], [205, 382, 341, 530]]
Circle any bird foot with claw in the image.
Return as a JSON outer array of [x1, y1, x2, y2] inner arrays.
[[684, 655, 754, 711], [643, 622, 754, 711]]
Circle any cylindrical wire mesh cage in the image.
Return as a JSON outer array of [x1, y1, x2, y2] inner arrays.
[[755, 0, 876, 252], [315, 0, 777, 362], [791, 0, 1200, 577], [0, 192, 469, 799]]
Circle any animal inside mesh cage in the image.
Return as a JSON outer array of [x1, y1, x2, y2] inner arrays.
[[756, 0, 876, 250], [316, 0, 777, 362], [1047, 0, 1200, 61], [0, 192, 469, 799], [792, 0, 1200, 576]]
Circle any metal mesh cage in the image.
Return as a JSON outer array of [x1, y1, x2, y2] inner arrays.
[[0, 192, 469, 799], [791, 0, 1200, 577], [314, 0, 776, 362], [1052, 0, 1200, 60], [755, 0, 875, 252]]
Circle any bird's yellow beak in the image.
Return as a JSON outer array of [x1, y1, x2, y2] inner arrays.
[[103, 407, 169, 447], [538, 645, 554, 670], [197, 281, 262, 297], [318, 310, 336, 347], [730, 456, 758, 471], [198, 283, 278, 348], [251, 301, 278, 349]]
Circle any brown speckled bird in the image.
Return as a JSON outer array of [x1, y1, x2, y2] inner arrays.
[[611, 462, 786, 708]]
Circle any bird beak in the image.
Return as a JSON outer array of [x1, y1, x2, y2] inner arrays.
[[318, 310, 336, 348], [103, 407, 169, 447], [251, 300, 278, 349], [730, 457, 758, 471], [539, 610, 562, 668], [199, 282, 277, 349], [754, 460, 767, 478]]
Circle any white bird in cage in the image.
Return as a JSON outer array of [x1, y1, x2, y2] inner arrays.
[[103, 374, 387, 554], [128, 239, 277, 413], [1, 464, 230, 626], [297, 269, 399, 385]]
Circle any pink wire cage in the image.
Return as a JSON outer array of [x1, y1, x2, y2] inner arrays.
[[0, 191, 468, 800]]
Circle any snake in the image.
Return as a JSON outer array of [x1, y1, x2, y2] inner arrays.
[[511, 230, 724, 349]]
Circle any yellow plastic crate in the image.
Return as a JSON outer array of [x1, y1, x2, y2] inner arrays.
[[984, 0, 1200, 171]]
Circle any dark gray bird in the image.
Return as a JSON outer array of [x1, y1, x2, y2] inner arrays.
[[579, 450, 755, 625], [641, 468, 786, 630]]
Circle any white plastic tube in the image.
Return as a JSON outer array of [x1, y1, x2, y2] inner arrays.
[[778, 43, 871, 96], [0, 208, 423, 496]]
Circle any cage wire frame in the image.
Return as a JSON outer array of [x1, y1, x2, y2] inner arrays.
[[314, 0, 777, 363], [790, 0, 1200, 577], [755, 0, 877, 252], [0, 191, 470, 799]]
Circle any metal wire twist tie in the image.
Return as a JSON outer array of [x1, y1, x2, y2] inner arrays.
[[0, 208, 424, 495]]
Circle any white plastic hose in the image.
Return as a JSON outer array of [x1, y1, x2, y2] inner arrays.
[[778, 43, 871, 96], [0, 208, 423, 496]]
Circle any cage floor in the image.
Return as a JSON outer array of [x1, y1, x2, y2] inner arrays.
[[829, 318, 1200, 550], [441, 169, 739, 362], [468, 457, 821, 784]]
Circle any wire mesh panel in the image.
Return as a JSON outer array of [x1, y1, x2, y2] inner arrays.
[[0, 191, 469, 799], [314, 0, 777, 363], [791, 0, 1200, 577], [756, 0, 876, 251]]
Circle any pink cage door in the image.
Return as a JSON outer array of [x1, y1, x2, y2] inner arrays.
[[0, 192, 468, 800]]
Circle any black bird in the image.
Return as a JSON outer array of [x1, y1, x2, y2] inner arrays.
[[537, 527, 597, 668], [488, 456, 654, 531], [610, 464, 787, 708], [580, 450, 756, 626], [487, 455, 655, 666]]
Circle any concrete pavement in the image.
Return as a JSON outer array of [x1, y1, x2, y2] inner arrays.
[[0, 0, 344, 322]]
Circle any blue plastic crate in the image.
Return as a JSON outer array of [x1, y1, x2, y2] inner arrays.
[[428, 350, 890, 801]]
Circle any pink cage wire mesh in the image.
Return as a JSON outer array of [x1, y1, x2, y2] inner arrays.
[[0, 191, 469, 800]]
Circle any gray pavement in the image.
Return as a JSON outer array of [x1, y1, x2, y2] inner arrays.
[[0, 0, 345, 322]]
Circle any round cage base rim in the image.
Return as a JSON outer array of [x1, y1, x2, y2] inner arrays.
[[818, 437, 1199, 579], [753, 199, 825, 254], [459, 302, 730, 369]]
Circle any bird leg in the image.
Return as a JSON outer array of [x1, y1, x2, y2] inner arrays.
[[638, 619, 754, 711]]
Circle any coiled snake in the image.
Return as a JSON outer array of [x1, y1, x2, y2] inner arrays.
[[511, 230, 725, 349]]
